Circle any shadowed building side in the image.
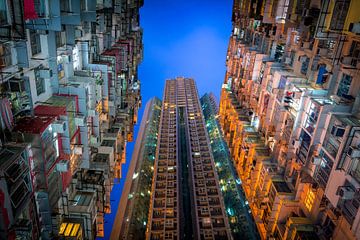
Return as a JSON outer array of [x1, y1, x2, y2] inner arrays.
[[111, 97, 162, 240]]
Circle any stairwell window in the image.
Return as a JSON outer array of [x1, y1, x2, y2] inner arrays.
[[330, 0, 350, 31], [304, 188, 315, 212]]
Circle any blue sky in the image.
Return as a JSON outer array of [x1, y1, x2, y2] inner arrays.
[[102, 1, 232, 239], [139, 0, 232, 102]]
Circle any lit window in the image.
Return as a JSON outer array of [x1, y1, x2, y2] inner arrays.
[[304, 189, 315, 211]]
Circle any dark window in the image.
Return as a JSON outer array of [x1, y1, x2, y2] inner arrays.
[[35, 68, 45, 96], [0, 0, 7, 25], [330, 0, 350, 31], [331, 126, 345, 137], [30, 30, 41, 55], [349, 41, 360, 67], [60, 0, 71, 13], [0, 43, 11, 68], [337, 74, 352, 98], [56, 31, 64, 48]]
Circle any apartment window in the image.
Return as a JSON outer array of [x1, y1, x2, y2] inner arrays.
[[349, 41, 360, 66], [0, 0, 7, 25], [165, 219, 173, 229], [304, 189, 315, 212], [60, 0, 71, 13], [30, 30, 41, 55], [301, 57, 310, 75], [330, 0, 350, 31], [342, 197, 360, 225], [33, 0, 47, 17], [35, 68, 45, 96], [0, 43, 11, 68], [337, 74, 352, 98], [316, 150, 334, 188], [56, 31, 65, 48], [105, 13, 112, 28], [164, 232, 173, 239], [303, 102, 320, 135], [289, 51, 295, 66]]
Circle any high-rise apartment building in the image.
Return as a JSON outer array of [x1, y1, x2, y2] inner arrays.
[[146, 78, 231, 240], [219, 0, 360, 239], [113, 97, 162, 240], [200, 93, 259, 239], [0, 0, 143, 239]]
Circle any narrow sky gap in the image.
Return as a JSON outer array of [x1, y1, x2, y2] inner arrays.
[[102, 1, 232, 238]]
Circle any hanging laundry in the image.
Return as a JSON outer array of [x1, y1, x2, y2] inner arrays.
[[0, 98, 14, 130], [24, 0, 39, 20]]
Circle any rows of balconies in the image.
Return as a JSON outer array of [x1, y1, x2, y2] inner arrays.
[[0, 0, 143, 238], [220, 0, 360, 239]]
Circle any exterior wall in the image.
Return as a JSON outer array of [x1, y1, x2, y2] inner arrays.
[[219, 0, 360, 239], [0, 0, 143, 239], [147, 78, 231, 240]]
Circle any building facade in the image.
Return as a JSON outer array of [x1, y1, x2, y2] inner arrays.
[[219, 0, 360, 239], [0, 0, 143, 239], [200, 92, 260, 239], [147, 78, 231, 240], [114, 97, 162, 240]]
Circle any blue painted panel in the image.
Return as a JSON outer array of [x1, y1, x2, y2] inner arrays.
[[316, 65, 327, 84]]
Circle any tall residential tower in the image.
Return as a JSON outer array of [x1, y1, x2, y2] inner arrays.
[[113, 97, 162, 240], [147, 78, 231, 240]]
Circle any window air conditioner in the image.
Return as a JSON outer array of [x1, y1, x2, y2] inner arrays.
[[292, 140, 301, 149], [88, 109, 96, 117], [39, 69, 53, 79], [348, 146, 360, 158], [56, 160, 69, 172], [52, 121, 66, 133], [337, 186, 355, 200], [74, 146, 83, 155], [313, 157, 322, 165], [75, 115, 86, 127]]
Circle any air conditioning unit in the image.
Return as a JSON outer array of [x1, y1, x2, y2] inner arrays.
[[349, 22, 360, 34], [39, 69, 53, 79], [292, 140, 301, 149], [75, 29, 84, 38], [330, 95, 341, 104], [61, 55, 71, 64], [348, 146, 360, 158], [52, 121, 66, 133], [90, 46, 96, 54], [88, 109, 96, 117], [337, 186, 355, 200], [56, 160, 69, 172], [75, 115, 86, 127], [90, 136, 99, 145], [313, 157, 322, 165], [74, 145, 83, 155]]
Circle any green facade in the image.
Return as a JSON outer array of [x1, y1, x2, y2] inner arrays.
[[200, 93, 260, 240]]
